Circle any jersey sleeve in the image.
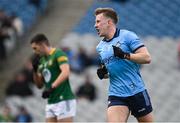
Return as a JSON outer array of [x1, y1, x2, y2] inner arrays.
[[96, 42, 104, 64], [55, 50, 69, 66], [126, 31, 145, 53]]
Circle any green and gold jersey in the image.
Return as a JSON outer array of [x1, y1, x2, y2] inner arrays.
[[38, 48, 75, 104]]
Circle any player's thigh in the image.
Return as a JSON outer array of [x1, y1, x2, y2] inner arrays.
[[129, 90, 153, 118], [46, 104, 57, 121], [137, 112, 154, 122], [107, 105, 130, 122], [56, 99, 76, 120], [57, 116, 73, 122], [46, 117, 57, 123]]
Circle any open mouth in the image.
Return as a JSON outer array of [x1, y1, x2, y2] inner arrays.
[[96, 29, 100, 35]]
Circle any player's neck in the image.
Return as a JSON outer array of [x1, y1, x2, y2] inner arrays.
[[45, 46, 53, 56], [105, 27, 116, 40]]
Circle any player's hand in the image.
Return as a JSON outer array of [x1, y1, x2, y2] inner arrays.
[[31, 54, 41, 72], [112, 45, 130, 59], [42, 87, 55, 99], [97, 65, 108, 79]]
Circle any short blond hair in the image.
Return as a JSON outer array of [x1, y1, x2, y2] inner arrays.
[[94, 7, 118, 24]]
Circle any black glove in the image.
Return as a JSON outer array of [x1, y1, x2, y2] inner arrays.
[[42, 87, 55, 99], [112, 45, 130, 59], [97, 65, 108, 79], [31, 54, 41, 72]]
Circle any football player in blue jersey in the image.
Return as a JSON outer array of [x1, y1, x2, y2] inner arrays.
[[94, 8, 154, 122]]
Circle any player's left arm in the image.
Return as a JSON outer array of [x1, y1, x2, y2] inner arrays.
[[129, 46, 151, 64], [125, 31, 151, 64], [41, 63, 70, 98], [51, 63, 70, 88]]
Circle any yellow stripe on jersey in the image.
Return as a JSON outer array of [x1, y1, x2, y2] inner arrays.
[[57, 56, 68, 62], [49, 48, 56, 55]]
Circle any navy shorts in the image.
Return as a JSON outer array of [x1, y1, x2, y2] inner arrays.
[[108, 90, 153, 118]]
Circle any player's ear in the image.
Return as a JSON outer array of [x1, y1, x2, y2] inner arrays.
[[41, 42, 47, 49], [107, 19, 113, 25]]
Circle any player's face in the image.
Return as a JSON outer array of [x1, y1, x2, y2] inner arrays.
[[94, 13, 109, 37], [31, 43, 45, 56]]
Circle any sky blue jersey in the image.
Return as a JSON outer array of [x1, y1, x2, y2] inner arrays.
[[96, 29, 146, 97]]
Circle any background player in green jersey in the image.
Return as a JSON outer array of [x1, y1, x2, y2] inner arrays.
[[30, 34, 76, 123]]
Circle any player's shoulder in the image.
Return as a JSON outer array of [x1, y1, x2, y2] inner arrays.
[[54, 48, 68, 62], [120, 29, 139, 40], [54, 48, 66, 55], [120, 29, 136, 36], [55, 48, 61, 52]]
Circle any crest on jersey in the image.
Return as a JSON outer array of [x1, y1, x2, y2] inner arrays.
[[115, 41, 121, 47]]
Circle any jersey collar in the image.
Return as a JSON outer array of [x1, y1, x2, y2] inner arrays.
[[102, 28, 120, 42], [49, 48, 56, 55]]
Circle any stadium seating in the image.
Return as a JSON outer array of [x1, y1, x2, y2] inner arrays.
[[0, 0, 48, 29], [73, 0, 180, 38]]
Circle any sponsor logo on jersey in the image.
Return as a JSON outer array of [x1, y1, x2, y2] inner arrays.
[[42, 68, 51, 83]]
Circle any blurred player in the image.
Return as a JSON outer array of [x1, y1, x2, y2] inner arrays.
[[94, 8, 154, 122], [30, 34, 76, 122]]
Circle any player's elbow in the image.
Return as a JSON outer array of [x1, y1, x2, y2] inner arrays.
[[145, 55, 151, 64]]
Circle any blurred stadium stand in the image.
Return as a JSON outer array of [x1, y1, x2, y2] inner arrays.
[[0, 0, 48, 29], [1, 0, 180, 122], [0, 0, 48, 65], [73, 0, 180, 38]]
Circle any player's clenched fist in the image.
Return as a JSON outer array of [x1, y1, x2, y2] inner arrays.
[[42, 87, 55, 99], [97, 65, 108, 79], [112, 45, 130, 59]]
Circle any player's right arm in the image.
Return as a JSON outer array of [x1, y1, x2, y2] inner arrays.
[[96, 45, 109, 79], [33, 72, 44, 89], [31, 54, 44, 88]]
